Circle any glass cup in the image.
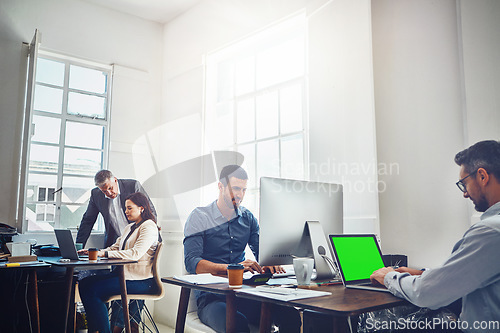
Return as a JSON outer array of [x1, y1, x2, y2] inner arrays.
[[75, 243, 83, 251], [88, 248, 99, 261], [227, 263, 244, 288]]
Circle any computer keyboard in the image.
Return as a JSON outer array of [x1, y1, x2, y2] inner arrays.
[[271, 266, 295, 278]]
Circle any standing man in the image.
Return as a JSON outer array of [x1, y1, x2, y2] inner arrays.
[[76, 170, 157, 333], [371, 140, 500, 332], [76, 170, 156, 248], [184, 165, 301, 332]]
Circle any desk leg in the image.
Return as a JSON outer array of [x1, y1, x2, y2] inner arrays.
[[226, 292, 236, 333], [332, 316, 349, 332], [63, 267, 75, 333], [27, 269, 40, 333], [175, 287, 190, 333], [259, 302, 272, 333], [117, 266, 131, 333]]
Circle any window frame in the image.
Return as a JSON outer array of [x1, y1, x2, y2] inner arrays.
[[203, 13, 309, 213], [21, 49, 113, 233]]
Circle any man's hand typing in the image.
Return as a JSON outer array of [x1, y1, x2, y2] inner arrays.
[[395, 267, 425, 275], [370, 267, 395, 285], [239, 259, 264, 273], [263, 265, 285, 274]]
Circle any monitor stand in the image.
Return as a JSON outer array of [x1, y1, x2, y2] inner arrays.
[[294, 221, 336, 280]]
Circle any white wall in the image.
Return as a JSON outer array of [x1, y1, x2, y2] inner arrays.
[[308, 0, 379, 234], [0, 0, 163, 237], [459, 0, 500, 146], [372, 0, 500, 268]]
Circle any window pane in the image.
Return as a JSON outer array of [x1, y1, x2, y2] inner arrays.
[[257, 139, 279, 180], [281, 135, 304, 180], [36, 58, 65, 86], [60, 177, 96, 229], [38, 187, 46, 201], [65, 122, 104, 149], [27, 203, 55, 230], [256, 92, 279, 139], [34, 85, 63, 114], [234, 56, 255, 96], [236, 98, 255, 143], [238, 143, 256, 188], [47, 188, 56, 202], [32, 115, 61, 144], [69, 65, 107, 94], [217, 61, 234, 102], [59, 204, 87, 229], [64, 148, 102, 176], [243, 190, 258, 218], [280, 84, 303, 134], [36, 203, 55, 222], [256, 34, 305, 89], [67, 92, 106, 119], [29, 144, 59, 173], [210, 102, 234, 147], [26, 173, 58, 202], [62, 176, 94, 205]]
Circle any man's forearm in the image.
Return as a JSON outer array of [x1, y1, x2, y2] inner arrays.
[[195, 259, 228, 275]]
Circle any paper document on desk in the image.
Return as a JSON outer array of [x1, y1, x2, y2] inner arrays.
[[173, 273, 228, 284], [236, 286, 331, 302]]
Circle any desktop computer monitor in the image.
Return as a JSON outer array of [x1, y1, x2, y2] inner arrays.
[[259, 177, 343, 280]]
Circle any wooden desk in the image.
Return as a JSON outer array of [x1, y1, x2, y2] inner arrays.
[[45, 258, 137, 333], [162, 277, 408, 333], [0, 262, 51, 333]]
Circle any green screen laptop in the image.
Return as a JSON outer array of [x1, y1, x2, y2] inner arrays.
[[329, 234, 389, 292]]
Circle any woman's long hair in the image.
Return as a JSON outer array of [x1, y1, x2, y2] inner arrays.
[[126, 192, 156, 223]]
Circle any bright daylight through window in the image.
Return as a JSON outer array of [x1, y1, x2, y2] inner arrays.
[[204, 14, 307, 213], [25, 52, 111, 232]]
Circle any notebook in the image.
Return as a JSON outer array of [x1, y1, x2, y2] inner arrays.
[[329, 234, 389, 292], [54, 229, 88, 261]]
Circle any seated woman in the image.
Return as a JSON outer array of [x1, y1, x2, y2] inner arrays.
[[79, 192, 160, 333]]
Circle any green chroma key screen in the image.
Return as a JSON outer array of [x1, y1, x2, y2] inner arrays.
[[331, 235, 385, 282]]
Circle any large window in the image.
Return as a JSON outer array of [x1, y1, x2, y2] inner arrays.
[[25, 51, 112, 231], [204, 14, 308, 213]]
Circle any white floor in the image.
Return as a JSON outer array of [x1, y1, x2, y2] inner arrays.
[[155, 323, 175, 333]]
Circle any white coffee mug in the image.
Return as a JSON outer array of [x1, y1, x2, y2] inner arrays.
[[293, 257, 314, 286]]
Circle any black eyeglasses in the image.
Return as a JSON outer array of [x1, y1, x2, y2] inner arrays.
[[456, 169, 478, 193]]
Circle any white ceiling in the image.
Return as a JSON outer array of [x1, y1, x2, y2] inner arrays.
[[81, 0, 203, 24]]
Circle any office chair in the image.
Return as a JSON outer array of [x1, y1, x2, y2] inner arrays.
[[106, 242, 165, 333]]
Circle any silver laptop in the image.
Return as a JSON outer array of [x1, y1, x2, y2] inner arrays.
[[329, 234, 389, 293], [54, 229, 88, 261]]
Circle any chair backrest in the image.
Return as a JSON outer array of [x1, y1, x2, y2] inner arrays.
[[106, 242, 165, 302]]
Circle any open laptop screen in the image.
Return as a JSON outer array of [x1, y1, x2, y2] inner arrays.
[[330, 234, 385, 283]]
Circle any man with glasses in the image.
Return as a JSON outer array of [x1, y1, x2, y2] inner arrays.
[[371, 140, 500, 331]]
